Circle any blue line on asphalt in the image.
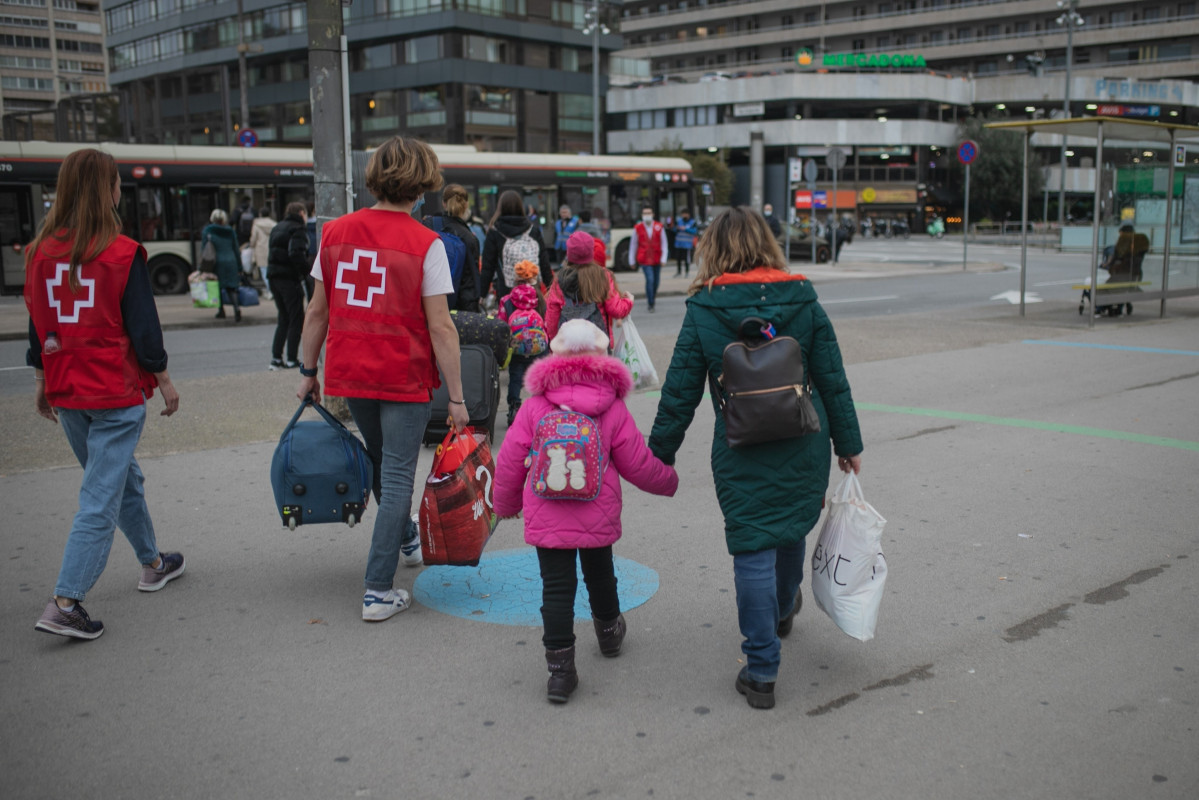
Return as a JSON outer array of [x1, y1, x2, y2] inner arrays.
[[1023, 340, 1199, 357]]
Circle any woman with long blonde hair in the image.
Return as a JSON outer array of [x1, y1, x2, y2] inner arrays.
[[24, 148, 183, 640], [648, 206, 863, 709]]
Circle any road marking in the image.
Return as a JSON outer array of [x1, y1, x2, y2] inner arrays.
[[855, 402, 1199, 452], [1023, 340, 1199, 357], [821, 295, 900, 305], [0, 365, 32, 372]]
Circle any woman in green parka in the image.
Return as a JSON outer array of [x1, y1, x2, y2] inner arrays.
[[648, 206, 863, 710], [200, 209, 242, 322]]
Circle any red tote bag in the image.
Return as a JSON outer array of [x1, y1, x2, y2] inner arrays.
[[419, 427, 498, 567]]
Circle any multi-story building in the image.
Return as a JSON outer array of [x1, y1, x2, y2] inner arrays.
[[102, 0, 625, 154], [610, 0, 1199, 221], [0, 0, 109, 137]]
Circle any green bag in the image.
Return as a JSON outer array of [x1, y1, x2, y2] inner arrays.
[[191, 279, 220, 308]]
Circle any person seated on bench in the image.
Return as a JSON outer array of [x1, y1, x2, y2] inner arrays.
[[1100, 224, 1149, 282]]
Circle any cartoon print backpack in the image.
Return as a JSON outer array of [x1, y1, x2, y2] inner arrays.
[[509, 308, 548, 357], [501, 229, 540, 288], [526, 408, 605, 501]]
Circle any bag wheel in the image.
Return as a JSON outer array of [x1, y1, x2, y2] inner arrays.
[[347, 515, 356, 529], [287, 516, 297, 531]]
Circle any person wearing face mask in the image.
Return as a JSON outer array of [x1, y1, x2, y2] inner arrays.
[[627, 206, 668, 313], [672, 208, 698, 278], [762, 203, 782, 237]]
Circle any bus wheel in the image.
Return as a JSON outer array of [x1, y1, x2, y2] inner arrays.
[[613, 239, 632, 272], [149, 255, 189, 295]]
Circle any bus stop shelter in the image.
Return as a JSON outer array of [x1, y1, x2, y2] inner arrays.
[[985, 117, 1199, 327]]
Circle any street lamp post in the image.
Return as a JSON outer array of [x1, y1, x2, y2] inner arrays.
[[1056, 0, 1083, 226], [582, 1, 610, 155]]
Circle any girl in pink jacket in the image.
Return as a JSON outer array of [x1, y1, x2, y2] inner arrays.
[[494, 319, 678, 704], [544, 230, 634, 345]]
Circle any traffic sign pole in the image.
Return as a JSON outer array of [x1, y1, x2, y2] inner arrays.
[[827, 147, 845, 264], [804, 159, 818, 264], [956, 140, 979, 271]]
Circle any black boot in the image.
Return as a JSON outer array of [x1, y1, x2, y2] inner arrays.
[[234, 306, 242, 323], [593, 614, 626, 657], [735, 667, 776, 710], [777, 590, 802, 638], [545, 646, 578, 704], [214, 308, 226, 319]]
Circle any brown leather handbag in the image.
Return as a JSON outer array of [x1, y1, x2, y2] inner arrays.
[[710, 317, 821, 448]]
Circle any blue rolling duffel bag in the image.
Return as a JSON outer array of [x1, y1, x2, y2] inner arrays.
[[271, 396, 374, 531]]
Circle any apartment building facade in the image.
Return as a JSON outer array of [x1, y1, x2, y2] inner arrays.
[[0, 0, 109, 137], [101, 0, 624, 153], [611, 0, 1199, 218]]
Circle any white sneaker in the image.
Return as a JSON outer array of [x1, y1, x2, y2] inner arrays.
[[362, 588, 411, 622], [400, 513, 423, 567]]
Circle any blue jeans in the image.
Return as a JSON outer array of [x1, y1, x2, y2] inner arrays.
[[347, 398, 431, 592], [732, 538, 806, 682], [55, 403, 160, 601], [640, 264, 661, 308]]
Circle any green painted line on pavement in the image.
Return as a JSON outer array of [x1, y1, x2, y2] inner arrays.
[[854, 402, 1199, 453]]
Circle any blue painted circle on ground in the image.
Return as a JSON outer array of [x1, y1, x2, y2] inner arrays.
[[413, 547, 659, 626]]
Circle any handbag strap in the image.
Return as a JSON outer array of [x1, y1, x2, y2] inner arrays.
[[283, 393, 351, 437]]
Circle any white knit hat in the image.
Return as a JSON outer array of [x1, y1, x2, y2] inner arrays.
[[550, 319, 609, 355]]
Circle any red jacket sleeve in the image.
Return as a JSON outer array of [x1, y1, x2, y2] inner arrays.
[[544, 283, 564, 340], [601, 271, 633, 323]]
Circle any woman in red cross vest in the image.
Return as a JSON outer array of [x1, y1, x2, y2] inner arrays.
[[297, 136, 469, 623], [24, 148, 183, 641]]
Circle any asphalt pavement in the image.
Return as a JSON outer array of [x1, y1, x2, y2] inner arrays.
[[2, 255, 1198, 800]]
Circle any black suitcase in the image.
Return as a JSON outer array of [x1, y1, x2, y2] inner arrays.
[[425, 343, 500, 444], [452, 311, 511, 367]]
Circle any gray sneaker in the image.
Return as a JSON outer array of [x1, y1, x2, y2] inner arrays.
[[401, 513, 423, 567], [35, 599, 104, 640], [138, 552, 186, 592]]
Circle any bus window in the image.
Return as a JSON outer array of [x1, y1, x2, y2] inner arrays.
[[117, 186, 138, 241], [138, 186, 166, 242], [584, 185, 610, 243], [188, 187, 220, 241], [0, 187, 36, 295], [669, 188, 690, 224], [475, 185, 498, 223], [559, 186, 584, 221], [609, 186, 635, 228], [522, 186, 554, 228], [167, 187, 189, 240]]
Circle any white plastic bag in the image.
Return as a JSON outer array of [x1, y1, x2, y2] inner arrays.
[[611, 317, 659, 390], [811, 472, 888, 642], [240, 246, 253, 274]]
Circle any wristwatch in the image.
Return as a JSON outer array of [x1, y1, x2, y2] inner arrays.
[[299, 363, 318, 377]]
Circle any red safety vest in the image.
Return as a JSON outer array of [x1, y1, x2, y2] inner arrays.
[[635, 220, 664, 266], [319, 209, 440, 402], [24, 234, 156, 409]]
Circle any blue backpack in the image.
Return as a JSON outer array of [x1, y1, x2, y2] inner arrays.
[[425, 215, 468, 306]]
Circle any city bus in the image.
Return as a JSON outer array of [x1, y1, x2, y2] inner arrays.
[[0, 141, 709, 296]]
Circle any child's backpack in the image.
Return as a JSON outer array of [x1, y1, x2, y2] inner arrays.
[[501, 229, 540, 288], [560, 291, 607, 337], [527, 408, 605, 501], [508, 307, 548, 357], [424, 215, 468, 307]]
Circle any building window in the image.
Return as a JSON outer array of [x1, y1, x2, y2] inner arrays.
[[404, 34, 441, 63], [356, 42, 395, 70], [558, 92, 592, 133], [877, 35, 892, 48], [0, 33, 50, 48], [957, 27, 971, 41], [409, 85, 445, 127], [1143, 7, 1160, 20], [561, 47, 579, 71], [464, 35, 508, 63], [851, 38, 864, 49], [2, 75, 55, 90], [929, 30, 942, 43]]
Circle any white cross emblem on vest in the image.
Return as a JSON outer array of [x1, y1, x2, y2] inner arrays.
[[46, 262, 96, 324], [335, 248, 387, 308]]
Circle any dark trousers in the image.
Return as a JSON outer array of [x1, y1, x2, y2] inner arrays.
[[537, 545, 620, 650], [269, 277, 304, 362], [675, 248, 692, 275], [217, 285, 241, 318]]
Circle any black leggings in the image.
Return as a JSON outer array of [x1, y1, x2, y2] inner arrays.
[[536, 545, 619, 650], [269, 278, 304, 362]]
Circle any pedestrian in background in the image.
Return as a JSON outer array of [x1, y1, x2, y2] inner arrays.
[[480, 190, 553, 304], [648, 206, 863, 710], [553, 203, 579, 266], [296, 136, 468, 623], [201, 209, 242, 322], [423, 182, 481, 313], [762, 203, 782, 237], [672, 207, 698, 278], [494, 319, 678, 703], [247, 206, 275, 300], [627, 205, 667, 313], [24, 147, 184, 641], [267, 202, 310, 369]]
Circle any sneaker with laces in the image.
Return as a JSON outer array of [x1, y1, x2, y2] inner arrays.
[[362, 588, 411, 622], [35, 599, 104, 640], [138, 552, 185, 592], [401, 513, 423, 567], [283, 360, 301, 369], [269, 358, 285, 370]]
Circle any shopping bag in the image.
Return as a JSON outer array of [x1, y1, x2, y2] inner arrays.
[[190, 278, 220, 308], [240, 246, 253, 274], [237, 285, 260, 306], [810, 472, 888, 642], [418, 427, 498, 566], [611, 317, 659, 390]]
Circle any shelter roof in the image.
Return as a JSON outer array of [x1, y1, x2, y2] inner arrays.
[[985, 117, 1199, 145]]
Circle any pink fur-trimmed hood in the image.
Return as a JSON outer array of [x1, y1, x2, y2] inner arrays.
[[525, 354, 632, 417]]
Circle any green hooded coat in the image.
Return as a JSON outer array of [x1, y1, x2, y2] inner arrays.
[[648, 269, 863, 555]]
